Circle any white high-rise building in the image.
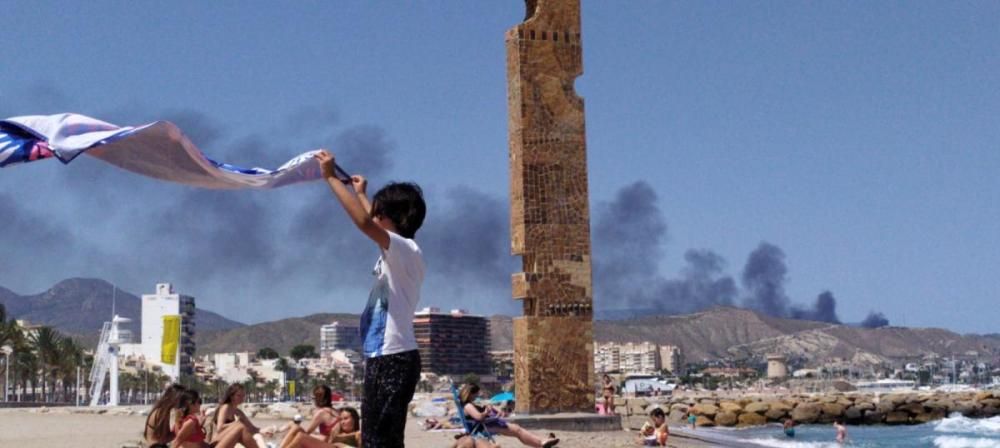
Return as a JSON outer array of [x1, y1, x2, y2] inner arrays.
[[119, 283, 195, 382], [320, 321, 361, 356]]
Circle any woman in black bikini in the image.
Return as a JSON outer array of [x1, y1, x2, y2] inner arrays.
[[144, 384, 186, 448], [602, 374, 616, 415], [213, 384, 262, 448]]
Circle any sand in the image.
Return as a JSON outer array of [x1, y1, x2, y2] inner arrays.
[[0, 408, 721, 448]]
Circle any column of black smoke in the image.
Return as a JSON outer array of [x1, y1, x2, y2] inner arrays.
[[593, 181, 736, 315], [791, 291, 841, 324], [860, 311, 890, 328], [741, 242, 792, 318]]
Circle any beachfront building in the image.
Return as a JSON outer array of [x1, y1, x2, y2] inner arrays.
[[596, 342, 680, 375], [490, 350, 514, 380], [118, 283, 195, 382], [320, 321, 361, 356], [659, 345, 684, 375], [413, 307, 491, 375]]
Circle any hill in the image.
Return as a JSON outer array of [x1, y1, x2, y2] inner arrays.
[[0, 278, 244, 346], [196, 313, 359, 355]]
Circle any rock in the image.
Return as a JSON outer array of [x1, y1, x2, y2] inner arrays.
[[738, 412, 767, 427], [695, 415, 715, 427], [913, 410, 946, 423], [953, 401, 981, 417], [821, 403, 845, 418], [719, 402, 743, 414], [975, 391, 995, 402], [670, 403, 689, 413], [853, 401, 875, 412], [844, 406, 863, 421], [669, 409, 688, 422], [980, 399, 1000, 409], [898, 402, 926, 415], [982, 406, 1000, 417], [924, 400, 951, 413], [791, 403, 822, 424], [744, 402, 769, 414], [862, 410, 884, 425], [691, 403, 719, 418], [885, 411, 911, 425], [714, 411, 737, 427], [819, 395, 839, 404], [765, 407, 789, 421]]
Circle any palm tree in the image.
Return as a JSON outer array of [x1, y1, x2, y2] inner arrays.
[[56, 337, 83, 403], [30, 327, 61, 402]]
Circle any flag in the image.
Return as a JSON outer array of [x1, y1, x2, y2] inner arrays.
[[161, 315, 181, 365]]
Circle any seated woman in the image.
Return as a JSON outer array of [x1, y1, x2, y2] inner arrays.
[[287, 407, 362, 448], [213, 384, 262, 448], [172, 390, 246, 448], [460, 383, 559, 448], [144, 384, 186, 448], [278, 385, 339, 448]]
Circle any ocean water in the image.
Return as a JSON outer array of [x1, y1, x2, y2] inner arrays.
[[701, 414, 1000, 448]]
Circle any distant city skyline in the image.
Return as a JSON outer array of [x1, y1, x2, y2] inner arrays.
[[2, 2, 998, 333]]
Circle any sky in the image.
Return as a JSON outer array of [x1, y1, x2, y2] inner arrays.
[[2, 1, 998, 333]]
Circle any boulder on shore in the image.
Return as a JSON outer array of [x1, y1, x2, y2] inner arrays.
[[714, 411, 737, 427], [738, 412, 767, 427], [791, 403, 822, 424], [744, 402, 769, 414], [885, 411, 911, 425], [691, 403, 719, 418], [695, 415, 715, 427], [719, 402, 743, 414]]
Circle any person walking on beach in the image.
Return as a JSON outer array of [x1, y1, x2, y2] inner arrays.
[[834, 419, 848, 444], [315, 150, 426, 448], [687, 411, 696, 430], [602, 374, 616, 415]]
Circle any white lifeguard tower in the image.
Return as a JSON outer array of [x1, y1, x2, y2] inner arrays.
[[88, 314, 132, 406]]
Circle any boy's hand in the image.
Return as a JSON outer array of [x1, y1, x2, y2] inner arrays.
[[351, 175, 368, 195], [314, 150, 336, 179]]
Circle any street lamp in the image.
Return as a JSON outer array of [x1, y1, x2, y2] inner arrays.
[[1, 345, 12, 403]]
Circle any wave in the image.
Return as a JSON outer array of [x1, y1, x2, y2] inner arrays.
[[935, 414, 1000, 436], [932, 436, 1000, 448]]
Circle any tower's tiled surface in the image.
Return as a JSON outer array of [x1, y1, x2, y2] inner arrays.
[[505, 0, 594, 413]]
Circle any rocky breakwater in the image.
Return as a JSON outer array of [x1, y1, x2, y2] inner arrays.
[[624, 390, 1000, 428]]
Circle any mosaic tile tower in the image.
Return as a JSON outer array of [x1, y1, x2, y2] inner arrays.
[[505, 0, 594, 413]]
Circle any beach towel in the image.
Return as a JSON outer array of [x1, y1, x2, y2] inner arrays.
[[0, 113, 341, 189]]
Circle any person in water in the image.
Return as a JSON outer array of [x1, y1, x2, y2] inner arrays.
[[278, 385, 339, 448], [460, 383, 559, 448], [783, 419, 796, 438], [834, 419, 848, 444]]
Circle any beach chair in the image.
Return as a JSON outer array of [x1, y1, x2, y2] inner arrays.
[[450, 381, 495, 442]]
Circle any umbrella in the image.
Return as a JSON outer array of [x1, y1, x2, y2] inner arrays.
[[490, 392, 515, 403]]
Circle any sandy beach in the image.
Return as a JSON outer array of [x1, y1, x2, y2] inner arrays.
[[0, 408, 721, 448]]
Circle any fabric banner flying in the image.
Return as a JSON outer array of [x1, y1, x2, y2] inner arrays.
[[161, 315, 181, 365], [0, 113, 327, 189]]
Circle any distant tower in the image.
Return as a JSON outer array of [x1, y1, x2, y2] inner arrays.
[[88, 314, 132, 406], [138, 283, 196, 381], [767, 354, 788, 379], [320, 321, 362, 356], [506, 0, 594, 413]]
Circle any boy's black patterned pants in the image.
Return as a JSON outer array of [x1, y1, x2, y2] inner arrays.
[[362, 349, 422, 447]]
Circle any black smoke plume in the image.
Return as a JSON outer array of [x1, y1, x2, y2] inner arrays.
[[791, 290, 841, 324], [741, 242, 791, 318], [860, 311, 890, 328]]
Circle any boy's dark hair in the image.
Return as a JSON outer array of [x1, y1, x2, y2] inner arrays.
[[650, 407, 666, 418], [371, 182, 426, 239]]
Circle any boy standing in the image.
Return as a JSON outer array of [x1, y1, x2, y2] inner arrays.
[[315, 151, 426, 447]]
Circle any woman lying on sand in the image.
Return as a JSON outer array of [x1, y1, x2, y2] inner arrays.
[[278, 385, 339, 448], [460, 383, 559, 448]]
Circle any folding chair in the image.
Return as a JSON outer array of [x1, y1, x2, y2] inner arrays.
[[450, 381, 495, 443]]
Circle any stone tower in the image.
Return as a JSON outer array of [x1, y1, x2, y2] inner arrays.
[[505, 0, 594, 413]]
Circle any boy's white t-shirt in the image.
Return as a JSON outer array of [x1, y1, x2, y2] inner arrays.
[[360, 231, 424, 358]]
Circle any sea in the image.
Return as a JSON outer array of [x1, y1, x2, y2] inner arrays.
[[699, 414, 1000, 448]]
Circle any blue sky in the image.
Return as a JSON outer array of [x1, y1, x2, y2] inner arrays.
[[2, 2, 998, 333]]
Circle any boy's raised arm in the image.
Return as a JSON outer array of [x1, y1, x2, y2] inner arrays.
[[315, 150, 390, 250]]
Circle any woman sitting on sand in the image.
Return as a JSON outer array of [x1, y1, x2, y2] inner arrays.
[[460, 383, 559, 448], [144, 383, 186, 448], [278, 385, 339, 448], [287, 406, 362, 448], [172, 390, 248, 448], [213, 384, 263, 448], [637, 408, 668, 446]]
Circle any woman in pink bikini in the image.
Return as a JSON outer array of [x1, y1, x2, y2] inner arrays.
[[278, 385, 340, 448], [172, 390, 246, 448]]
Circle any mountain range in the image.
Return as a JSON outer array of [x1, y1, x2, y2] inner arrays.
[[3, 279, 997, 366]]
